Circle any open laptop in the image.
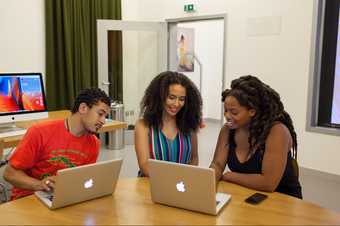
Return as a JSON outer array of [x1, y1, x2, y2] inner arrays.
[[35, 158, 123, 209], [148, 159, 231, 215]]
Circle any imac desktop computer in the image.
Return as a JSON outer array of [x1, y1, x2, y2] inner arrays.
[[0, 73, 48, 137]]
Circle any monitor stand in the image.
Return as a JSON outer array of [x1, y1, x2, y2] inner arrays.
[[0, 122, 26, 134]]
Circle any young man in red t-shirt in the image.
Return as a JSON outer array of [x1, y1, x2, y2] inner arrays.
[[3, 88, 111, 200]]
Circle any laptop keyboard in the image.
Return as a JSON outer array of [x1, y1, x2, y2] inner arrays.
[[42, 192, 54, 201], [47, 194, 54, 201]]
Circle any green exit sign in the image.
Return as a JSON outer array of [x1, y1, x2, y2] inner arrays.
[[184, 4, 195, 12]]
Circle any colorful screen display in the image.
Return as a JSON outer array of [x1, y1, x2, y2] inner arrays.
[[0, 74, 47, 114]]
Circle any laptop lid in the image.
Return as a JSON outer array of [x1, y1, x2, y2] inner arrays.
[[39, 158, 122, 209], [148, 159, 218, 215]]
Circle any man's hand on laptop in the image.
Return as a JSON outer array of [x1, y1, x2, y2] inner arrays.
[[40, 177, 55, 192]]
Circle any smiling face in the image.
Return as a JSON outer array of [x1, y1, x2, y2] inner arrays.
[[80, 101, 111, 133], [163, 84, 186, 117], [224, 95, 256, 129]]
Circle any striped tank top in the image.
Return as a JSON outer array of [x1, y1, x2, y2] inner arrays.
[[148, 127, 192, 164]]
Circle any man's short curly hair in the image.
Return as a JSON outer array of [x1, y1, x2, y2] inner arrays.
[[71, 88, 111, 113], [140, 71, 202, 135]]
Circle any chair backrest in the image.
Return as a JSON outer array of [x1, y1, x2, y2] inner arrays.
[[0, 182, 9, 203], [0, 147, 15, 168], [0, 139, 4, 162], [0, 146, 15, 203], [291, 158, 299, 179], [0, 160, 8, 168]]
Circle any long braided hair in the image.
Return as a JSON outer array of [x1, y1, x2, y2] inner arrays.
[[222, 75, 297, 159]]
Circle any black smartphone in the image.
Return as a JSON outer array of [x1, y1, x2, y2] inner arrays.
[[245, 192, 268, 205]]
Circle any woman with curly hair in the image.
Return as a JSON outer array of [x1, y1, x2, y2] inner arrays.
[[135, 71, 202, 177], [209, 75, 302, 198]]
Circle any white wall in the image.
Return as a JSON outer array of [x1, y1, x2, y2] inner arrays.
[[126, 0, 340, 175], [121, 29, 160, 125], [121, 0, 139, 20], [178, 20, 224, 120], [0, 0, 45, 78], [122, 0, 161, 125]]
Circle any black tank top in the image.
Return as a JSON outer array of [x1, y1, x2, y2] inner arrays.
[[227, 129, 302, 199]]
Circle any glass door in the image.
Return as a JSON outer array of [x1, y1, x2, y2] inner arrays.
[[97, 20, 167, 125]]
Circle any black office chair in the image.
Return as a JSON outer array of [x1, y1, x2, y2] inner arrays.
[[0, 148, 15, 203], [0, 160, 8, 168], [0, 182, 9, 203], [291, 158, 299, 179]]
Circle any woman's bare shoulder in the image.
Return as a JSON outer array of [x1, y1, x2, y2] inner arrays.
[[135, 119, 149, 131], [270, 122, 290, 135]]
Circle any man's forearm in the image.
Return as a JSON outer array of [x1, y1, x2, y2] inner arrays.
[[4, 166, 42, 191]]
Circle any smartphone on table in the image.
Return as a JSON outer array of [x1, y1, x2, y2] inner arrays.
[[245, 192, 268, 205]]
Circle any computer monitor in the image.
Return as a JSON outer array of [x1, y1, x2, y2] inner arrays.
[[0, 73, 48, 132]]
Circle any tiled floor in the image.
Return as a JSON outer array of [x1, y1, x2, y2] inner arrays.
[[98, 121, 340, 213]]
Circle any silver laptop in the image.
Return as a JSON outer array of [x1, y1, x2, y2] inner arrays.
[[35, 158, 123, 209], [148, 159, 231, 215]]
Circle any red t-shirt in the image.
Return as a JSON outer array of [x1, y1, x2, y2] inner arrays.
[[9, 119, 100, 200]]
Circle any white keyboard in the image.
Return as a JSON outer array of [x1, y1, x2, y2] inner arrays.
[[0, 129, 27, 138]]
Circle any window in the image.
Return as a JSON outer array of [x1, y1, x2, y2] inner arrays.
[[308, 0, 340, 135]]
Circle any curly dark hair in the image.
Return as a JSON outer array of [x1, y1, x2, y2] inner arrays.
[[71, 88, 111, 113], [222, 75, 298, 159], [140, 71, 202, 135]]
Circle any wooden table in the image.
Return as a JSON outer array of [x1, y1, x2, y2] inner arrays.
[[0, 110, 127, 159], [0, 178, 339, 225]]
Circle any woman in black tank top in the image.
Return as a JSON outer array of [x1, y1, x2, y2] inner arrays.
[[209, 75, 302, 199]]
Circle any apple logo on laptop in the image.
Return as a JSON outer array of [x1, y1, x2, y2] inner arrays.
[[176, 181, 186, 192], [84, 179, 93, 189]]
